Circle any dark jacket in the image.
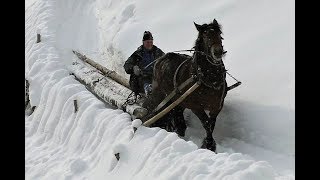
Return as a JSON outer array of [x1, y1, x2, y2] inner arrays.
[[124, 45, 165, 76], [124, 45, 164, 94]]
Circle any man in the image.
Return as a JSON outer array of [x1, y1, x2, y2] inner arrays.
[[124, 31, 165, 96], [124, 31, 186, 137]]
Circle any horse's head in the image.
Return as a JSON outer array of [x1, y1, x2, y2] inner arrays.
[[194, 19, 226, 61]]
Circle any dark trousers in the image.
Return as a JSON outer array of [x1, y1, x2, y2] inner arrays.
[[129, 74, 152, 94]]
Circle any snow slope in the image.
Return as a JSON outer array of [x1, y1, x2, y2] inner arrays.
[[25, 0, 294, 179]]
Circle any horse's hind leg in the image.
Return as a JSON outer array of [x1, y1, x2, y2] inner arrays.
[[150, 112, 171, 130], [152, 106, 186, 135], [141, 85, 165, 121], [191, 109, 216, 152]]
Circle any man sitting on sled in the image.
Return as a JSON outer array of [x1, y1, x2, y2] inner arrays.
[[123, 31, 165, 96]]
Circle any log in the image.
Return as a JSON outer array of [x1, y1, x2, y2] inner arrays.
[[68, 60, 148, 119], [72, 50, 130, 89]]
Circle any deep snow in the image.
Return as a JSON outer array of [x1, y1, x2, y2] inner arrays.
[[25, 0, 294, 179]]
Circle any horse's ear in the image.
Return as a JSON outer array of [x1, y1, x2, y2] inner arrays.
[[194, 22, 202, 31], [213, 19, 218, 24]]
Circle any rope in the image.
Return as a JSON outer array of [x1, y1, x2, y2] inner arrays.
[[172, 49, 223, 66], [121, 91, 138, 111], [226, 71, 241, 83], [172, 49, 241, 89], [171, 49, 195, 53]]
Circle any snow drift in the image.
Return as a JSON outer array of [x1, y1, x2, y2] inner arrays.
[[25, 0, 294, 179]]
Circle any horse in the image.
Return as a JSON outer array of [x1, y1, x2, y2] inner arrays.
[[142, 19, 227, 152]]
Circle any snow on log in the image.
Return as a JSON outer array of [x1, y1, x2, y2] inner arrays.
[[72, 50, 130, 89], [68, 60, 148, 119]]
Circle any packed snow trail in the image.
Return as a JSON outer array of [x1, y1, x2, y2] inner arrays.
[[25, 0, 294, 179]]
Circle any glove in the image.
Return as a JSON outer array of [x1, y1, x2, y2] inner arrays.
[[133, 65, 142, 76]]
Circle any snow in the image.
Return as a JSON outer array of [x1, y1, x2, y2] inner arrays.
[[25, 0, 294, 179]]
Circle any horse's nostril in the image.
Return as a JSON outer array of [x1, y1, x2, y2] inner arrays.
[[214, 51, 222, 56]]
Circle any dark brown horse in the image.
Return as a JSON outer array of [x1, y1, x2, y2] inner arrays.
[[142, 19, 227, 152]]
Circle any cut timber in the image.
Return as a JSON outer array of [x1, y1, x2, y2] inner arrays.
[[72, 50, 130, 89], [68, 60, 148, 119]]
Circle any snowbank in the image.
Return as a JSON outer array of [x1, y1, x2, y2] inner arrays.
[[25, 0, 294, 179]]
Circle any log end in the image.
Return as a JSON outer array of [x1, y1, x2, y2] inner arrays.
[[132, 107, 148, 119]]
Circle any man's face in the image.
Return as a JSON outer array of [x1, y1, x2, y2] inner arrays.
[[143, 40, 153, 50]]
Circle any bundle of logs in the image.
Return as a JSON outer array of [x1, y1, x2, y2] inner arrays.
[[68, 50, 148, 119]]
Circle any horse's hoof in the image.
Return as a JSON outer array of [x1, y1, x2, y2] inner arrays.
[[175, 129, 185, 137], [207, 145, 216, 152], [201, 138, 216, 152]]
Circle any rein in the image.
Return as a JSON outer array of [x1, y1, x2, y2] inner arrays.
[[172, 49, 223, 66], [143, 48, 241, 92], [143, 48, 241, 126], [173, 49, 224, 89], [172, 49, 241, 89]]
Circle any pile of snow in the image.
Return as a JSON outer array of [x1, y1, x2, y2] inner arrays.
[[25, 0, 294, 179]]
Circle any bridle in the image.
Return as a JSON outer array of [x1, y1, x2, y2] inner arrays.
[[171, 48, 226, 90]]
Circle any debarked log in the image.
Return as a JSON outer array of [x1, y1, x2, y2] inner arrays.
[[72, 50, 130, 89], [68, 61, 148, 119]]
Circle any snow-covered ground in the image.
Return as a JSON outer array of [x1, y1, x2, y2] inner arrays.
[[25, 0, 294, 179]]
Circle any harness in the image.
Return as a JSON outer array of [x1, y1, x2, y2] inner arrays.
[[124, 47, 241, 125], [148, 49, 241, 117], [172, 49, 241, 89]]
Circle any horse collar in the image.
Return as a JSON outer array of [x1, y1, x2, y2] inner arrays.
[[192, 52, 225, 89]]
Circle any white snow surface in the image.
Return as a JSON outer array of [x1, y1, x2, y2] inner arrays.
[[25, 0, 294, 179]]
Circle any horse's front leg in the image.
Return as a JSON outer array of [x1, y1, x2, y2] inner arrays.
[[191, 109, 216, 152], [208, 111, 219, 133]]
